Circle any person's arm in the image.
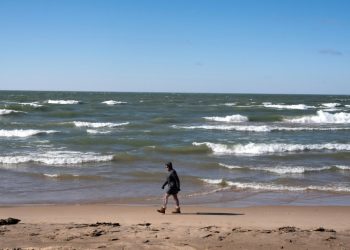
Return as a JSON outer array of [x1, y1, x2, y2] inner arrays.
[[162, 179, 168, 189], [174, 171, 180, 190]]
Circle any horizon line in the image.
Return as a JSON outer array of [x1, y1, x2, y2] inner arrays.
[[0, 89, 349, 96]]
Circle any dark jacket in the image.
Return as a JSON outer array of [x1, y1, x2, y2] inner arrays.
[[162, 169, 180, 194]]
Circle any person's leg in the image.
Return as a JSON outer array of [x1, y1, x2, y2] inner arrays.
[[172, 194, 180, 207], [162, 193, 170, 208], [171, 194, 181, 213]]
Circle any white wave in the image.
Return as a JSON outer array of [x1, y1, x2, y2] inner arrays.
[[0, 129, 58, 138], [346, 105, 350, 108], [322, 108, 341, 112], [201, 178, 225, 184], [218, 163, 243, 169], [173, 124, 270, 132], [193, 142, 350, 155], [0, 151, 114, 165], [101, 100, 127, 105], [322, 103, 341, 108], [47, 100, 81, 104], [334, 165, 350, 170], [201, 179, 350, 192], [219, 163, 350, 174], [253, 166, 325, 174], [86, 129, 112, 134], [43, 174, 59, 178], [19, 102, 43, 107], [173, 124, 350, 132], [203, 114, 248, 123], [263, 103, 315, 110], [73, 121, 129, 128], [284, 110, 350, 124], [223, 103, 237, 106], [0, 109, 23, 115]]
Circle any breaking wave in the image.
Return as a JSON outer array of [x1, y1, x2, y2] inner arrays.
[[0, 109, 24, 115], [47, 100, 81, 104], [263, 103, 315, 110], [73, 121, 129, 128], [193, 142, 350, 155], [322, 103, 341, 108], [219, 163, 350, 174], [284, 110, 350, 124], [101, 100, 127, 105], [86, 129, 112, 134], [203, 114, 248, 123], [172, 124, 350, 132], [0, 129, 58, 138], [201, 179, 350, 192], [0, 150, 114, 165]]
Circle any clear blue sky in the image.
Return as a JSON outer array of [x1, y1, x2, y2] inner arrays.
[[0, 0, 349, 94]]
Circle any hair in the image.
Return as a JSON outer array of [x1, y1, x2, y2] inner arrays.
[[166, 162, 173, 169]]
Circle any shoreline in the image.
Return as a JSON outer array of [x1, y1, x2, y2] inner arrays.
[[1, 204, 349, 249]]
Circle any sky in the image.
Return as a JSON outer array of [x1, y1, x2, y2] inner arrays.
[[0, 0, 349, 94]]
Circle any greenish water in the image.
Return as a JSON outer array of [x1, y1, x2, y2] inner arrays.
[[1, 91, 350, 206]]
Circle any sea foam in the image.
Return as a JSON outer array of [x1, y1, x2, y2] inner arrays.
[[101, 100, 127, 105], [322, 103, 341, 108], [219, 163, 350, 174], [284, 110, 350, 124], [73, 121, 129, 128], [172, 124, 350, 132], [47, 100, 81, 104], [193, 142, 350, 155], [203, 114, 248, 123], [0, 109, 23, 115], [0, 150, 114, 165], [201, 179, 350, 192], [0, 129, 58, 138], [86, 129, 112, 134], [263, 103, 315, 110]]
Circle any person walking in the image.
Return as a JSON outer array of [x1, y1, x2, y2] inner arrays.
[[157, 162, 181, 214]]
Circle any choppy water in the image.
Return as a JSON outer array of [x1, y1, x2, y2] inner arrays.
[[1, 91, 350, 206]]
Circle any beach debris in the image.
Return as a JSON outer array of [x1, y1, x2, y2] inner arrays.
[[202, 233, 213, 238], [218, 236, 225, 241], [91, 229, 106, 237], [260, 230, 272, 234], [137, 223, 151, 227], [314, 227, 336, 233], [278, 226, 298, 233], [0, 217, 21, 225], [143, 239, 150, 243], [110, 238, 119, 241], [89, 222, 120, 227]]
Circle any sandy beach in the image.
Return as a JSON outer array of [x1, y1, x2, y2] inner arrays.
[[0, 204, 349, 249]]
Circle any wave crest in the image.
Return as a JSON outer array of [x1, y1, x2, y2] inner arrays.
[[101, 100, 127, 105], [263, 103, 315, 110], [284, 110, 350, 124], [193, 142, 350, 155], [73, 121, 129, 128], [0, 151, 114, 165], [201, 179, 350, 192], [0, 109, 24, 115], [47, 100, 81, 104], [203, 114, 248, 123], [0, 129, 58, 137]]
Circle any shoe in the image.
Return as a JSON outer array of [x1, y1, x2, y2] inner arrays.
[[157, 207, 166, 214], [172, 207, 181, 214]]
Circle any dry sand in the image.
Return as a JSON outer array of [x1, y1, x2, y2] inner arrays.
[[0, 204, 349, 249]]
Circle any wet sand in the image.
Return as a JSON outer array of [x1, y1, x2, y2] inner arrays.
[[0, 204, 349, 249]]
